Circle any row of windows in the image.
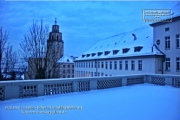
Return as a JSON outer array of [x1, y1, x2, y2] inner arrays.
[[165, 57, 180, 71], [62, 69, 74, 74], [75, 60, 143, 71], [165, 34, 180, 49], [75, 71, 112, 77], [62, 64, 74, 68], [62, 75, 74, 78]]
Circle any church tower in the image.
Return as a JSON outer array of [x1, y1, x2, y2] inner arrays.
[[47, 18, 64, 61], [46, 18, 64, 78]]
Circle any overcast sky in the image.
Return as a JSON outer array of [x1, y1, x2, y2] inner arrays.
[[0, 1, 179, 57]]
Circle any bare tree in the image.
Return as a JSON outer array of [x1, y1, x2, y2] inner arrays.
[[0, 27, 8, 80], [20, 20, 48, 79]]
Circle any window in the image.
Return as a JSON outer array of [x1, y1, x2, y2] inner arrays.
[[119, 61, 122, 70], [114, 61, 117, 70], [63, 75, 66, 78], [125, 61, 128, 70], [165, 58, 170, 71], [101, 62, 104, 68], [72, 70, 74, 73], [122, 48, 130, 53], [91, 72, 93, 77], [95, 62, 97, 68], [131, 61, 135, 70], [82, 55, 85, 58], [101, 73, 104, 76], [68, 65, 70, 68], [89, 62, 90, 68], [98, 62, 100, 68], [98, 72, 100, 76], [165, 36, 170, 49], [138, 60, 142, 71], [176, 57, 180, 71], [92, 62, 93, 68], [72, 65, 74, 68], [105, 62, 108, 69], [86, 54, 90, 57], [86, 62, 88, 68], [67, 70, 70, 74], [68, 75, 70, 78], [134, 46, 143, 52], [98, 52, 103, 56], [110, 61, 112, 69], [63, 70, 66, 74], [176, 34, 180, 48], [104, 51, 110, 55], [113, 50, 119, 55], [92, 53, 96, 57], [165, 27, 169, 31], [63, 65, 66, 68]]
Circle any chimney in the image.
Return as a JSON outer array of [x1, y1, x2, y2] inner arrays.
[[132, 33, 137, 40]]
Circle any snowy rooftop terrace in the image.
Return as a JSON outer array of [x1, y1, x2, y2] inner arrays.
[[0, 74, 180, 120]]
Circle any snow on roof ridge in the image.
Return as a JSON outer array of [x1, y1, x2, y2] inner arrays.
[[57, 54, 74, 63], [76, 26, 164, 61]]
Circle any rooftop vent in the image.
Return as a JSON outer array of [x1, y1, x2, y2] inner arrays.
[[134, 46, 143, 52], [113, 50, 119, 55], [122, 48, 130, 54], [132, 33, 137, 40], [104, 51, 110, 55]]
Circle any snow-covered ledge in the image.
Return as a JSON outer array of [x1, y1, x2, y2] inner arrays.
[[0, 74, 179, 101]]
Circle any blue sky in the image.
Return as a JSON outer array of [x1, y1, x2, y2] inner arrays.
[[0, 1, 179, 57]]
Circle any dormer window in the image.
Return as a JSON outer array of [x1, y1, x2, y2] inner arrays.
[[122, 48, 130, 54], [86, 54, 90, 57], [104, 51, 110, 55], [98, 52, 103, 56], [91, 53, 96, 57], [113, 50, 119, 55], [82, 55, 85, 58], [134, 46, 143, 52]]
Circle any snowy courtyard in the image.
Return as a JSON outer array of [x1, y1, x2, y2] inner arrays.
[[0, 84, 180, 120]]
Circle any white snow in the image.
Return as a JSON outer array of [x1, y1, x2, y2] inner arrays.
[[0, 84, 179, 120], [76, 27, 163, 61], [57, 54, 74, 63]]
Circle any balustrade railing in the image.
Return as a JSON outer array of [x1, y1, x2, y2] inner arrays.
[[0, 74, 179, 101]]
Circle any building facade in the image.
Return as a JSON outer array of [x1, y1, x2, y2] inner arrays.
[[55, 54, 74, 78], [74, 27, 165, 77], [150, 15, 180, 75]]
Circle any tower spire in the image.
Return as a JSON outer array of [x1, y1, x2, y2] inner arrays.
[[55, 18, 57, 25]]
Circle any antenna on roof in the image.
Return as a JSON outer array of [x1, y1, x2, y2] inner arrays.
[[132, 33, 137, 40]]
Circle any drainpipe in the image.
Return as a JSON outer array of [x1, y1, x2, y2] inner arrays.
[[95, 60, 98, 77], [161, 55, 165, 74]]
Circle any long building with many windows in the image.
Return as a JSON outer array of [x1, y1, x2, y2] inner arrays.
[[74, 15, 180, 77], [74, 27, 165, 77]]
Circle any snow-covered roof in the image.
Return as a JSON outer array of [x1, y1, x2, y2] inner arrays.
[[57, 54, 74, 63], [76, 27, 164, 61]]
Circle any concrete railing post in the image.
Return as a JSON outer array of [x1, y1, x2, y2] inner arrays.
[[73, 81, 78, 92], [90, 80, 97, 90], [165, 76, 172, 86], [37, 84, 44, 96], [122, 77, 127, 86], [5, 85, 19, 100]]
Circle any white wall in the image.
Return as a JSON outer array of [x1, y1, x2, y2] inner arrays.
[[153, 19, 180, 75]]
